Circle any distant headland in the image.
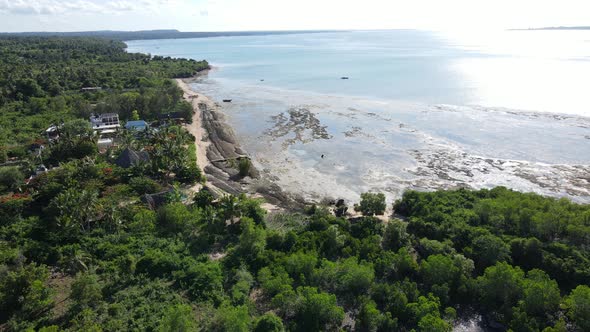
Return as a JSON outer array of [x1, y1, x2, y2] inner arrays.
[[0, 29, 346, 41], [511, 26, 590, 31]]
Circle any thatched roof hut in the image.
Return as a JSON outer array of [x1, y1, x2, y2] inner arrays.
[[115, 148, 150, 168]]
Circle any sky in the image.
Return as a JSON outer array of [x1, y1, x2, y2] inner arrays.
[[0, 0, 589, 32]]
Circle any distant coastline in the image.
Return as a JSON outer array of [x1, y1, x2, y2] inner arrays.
[[129, 30, 590, 204], [0, 29, 347, 41], [511, 26, 590, 31]]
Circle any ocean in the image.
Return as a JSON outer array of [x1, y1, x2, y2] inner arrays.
[[127, 30, 590, 203]]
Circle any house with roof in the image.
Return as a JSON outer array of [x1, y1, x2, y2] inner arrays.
[[46, 125, 60, 142], [157, 111, 186, 124], [97, 129, 118, 149], [90, 113, 122, 150], [141, 189, 173, 210], [115, 148, 150, 168], [81, 87, 102, 92], [90, 113, 120, 132]]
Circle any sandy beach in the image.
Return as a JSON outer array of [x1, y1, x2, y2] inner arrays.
[[176, 76, 246, 197], [176, 78, 211, 174], [130, 30, 590, 206], [176, 77, 300, 211]]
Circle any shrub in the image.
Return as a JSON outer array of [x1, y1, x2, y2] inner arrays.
[[291, 287, 344, 332], [254, 313, 284, 332], [211, 303, 251, 332], [157, 203, 194, 234], [158, 304, 196, 332], [565, 285, 590, 331], [0, 264, 53, 323], [194, 188, 215, 208], [62, 119, 92, 137], [355, 192, 386, 216], [382, 219, 409, 251], [70, 272, 103, 312], [0, 167, 24, 192], [129, 176, 162, 195], [238, 158, 251, 177], [176, 163, 202, 184]]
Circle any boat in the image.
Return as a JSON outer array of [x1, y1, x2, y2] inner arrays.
[[341, 76, 349, 80], [223, 99, 232, 103]]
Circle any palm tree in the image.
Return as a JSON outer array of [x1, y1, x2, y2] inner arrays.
[[220, 195, 240, 223], [101, 203, 122, 232], [68, 249, 91, 273], [49, 188, 101, 233], [119, 130, 136, 150]]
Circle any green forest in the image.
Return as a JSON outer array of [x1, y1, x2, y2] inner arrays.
[[1, 37, 590, 332]]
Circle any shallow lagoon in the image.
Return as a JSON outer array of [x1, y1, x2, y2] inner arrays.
[[128, 30, 590, 203]]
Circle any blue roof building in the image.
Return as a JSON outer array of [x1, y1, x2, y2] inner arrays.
[[125, 120, 148, 131]]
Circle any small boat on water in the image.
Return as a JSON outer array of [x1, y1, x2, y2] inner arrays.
[[223, 99, 232, 103], [341, 76, 349, 80]]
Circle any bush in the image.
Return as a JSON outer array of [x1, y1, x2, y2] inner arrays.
[[0, 148, 6, 163], [72, 141, 97, 159], [70, 272, 103, 312], [0, 264, 53, 323], [355, 192, 386, 216], [211, 303, 251, 332], [382, 219, 409, 251], [157, 203, 195, 234], [158, 304, 196, 332], [176, 163, 202, 184], [238, 158, 251, 177], [194, 188, 215, 208], [291, 287, 344, 332], [62, 119, 92, 137], [254, 312, 284, 332], [0, 193, 31, 223], [0, 167, 24, 192], [129, 176, 162, 195], [565, 285, 590, 331]]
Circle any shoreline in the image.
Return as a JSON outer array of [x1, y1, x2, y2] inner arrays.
[[176, 73, 590, 211], [176, 76, 305, 211], [176, 78, 211, 175]]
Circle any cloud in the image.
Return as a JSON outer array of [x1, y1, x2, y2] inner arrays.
[[0, 0, 57, 15], [0, 0, 155, 16], [3, 0, 589, 32]]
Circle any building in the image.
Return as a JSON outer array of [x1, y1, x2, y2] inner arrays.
[[115, 148, 150, 168], [125, 120, 149, 132], [97, 129, 117, 149], [157, 111, 186, 122], [81, 87, 102, 92], [35, 165, 48, 175], [90, 113, 120, 150], [46, 125, 59, 142], [141, 188, 174, 210], [90, 113, 120, 132]]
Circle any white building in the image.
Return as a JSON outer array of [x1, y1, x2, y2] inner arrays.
[[46, 125, 59, 141], [97, 129, 117, 149], [90, 113, 120, 132]]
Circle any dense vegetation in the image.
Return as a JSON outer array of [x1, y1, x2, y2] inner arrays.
[[0, 37, 207, 149], [1, 36, 590, 332], [0, 29, 341, 41]]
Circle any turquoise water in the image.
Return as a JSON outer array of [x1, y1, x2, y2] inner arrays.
[[127, 30, 590, 203], [129, 30, 590, 115]]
